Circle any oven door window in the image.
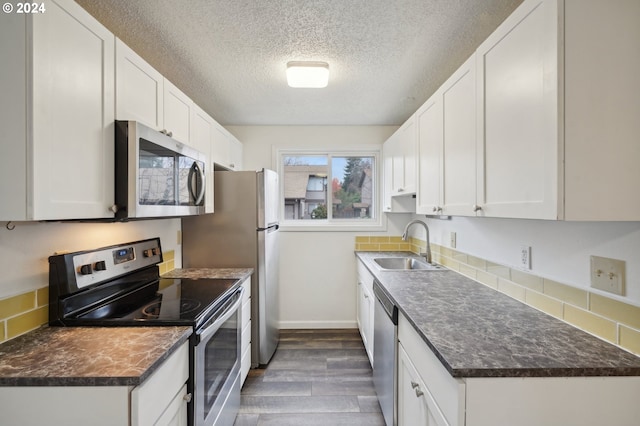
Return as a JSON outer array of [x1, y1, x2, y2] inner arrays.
[[138, 139, 205, 206], [195, 292, 241, 425]]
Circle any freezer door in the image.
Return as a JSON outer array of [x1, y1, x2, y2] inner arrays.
[[257, 224, 280, 364], [258, 169, 279, 229]]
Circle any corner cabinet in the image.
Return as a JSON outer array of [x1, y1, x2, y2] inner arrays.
[[0, 0, 115, 220], [398, 312, 640, 426], [212, 123, 243, 171], [356, 259, 374, 365]]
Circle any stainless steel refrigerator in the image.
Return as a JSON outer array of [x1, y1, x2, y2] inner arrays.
[[182, 169, 280, 366]]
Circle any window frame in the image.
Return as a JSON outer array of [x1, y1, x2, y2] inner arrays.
[[276, 147, 385, 231]]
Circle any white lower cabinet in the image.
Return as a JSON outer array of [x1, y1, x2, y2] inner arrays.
[[356, 260, 375, 366], [240, 277, 252, 385], [398, 313, 640, 426], [0, 341, 189, 426]]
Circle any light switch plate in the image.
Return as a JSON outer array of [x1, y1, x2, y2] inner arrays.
[[590, 255, 625, 296], [450, 232, 457, 248]]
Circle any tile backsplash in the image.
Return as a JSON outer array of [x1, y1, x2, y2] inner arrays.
[[0, 250, 176, 344], [356, 236, 640, 356]]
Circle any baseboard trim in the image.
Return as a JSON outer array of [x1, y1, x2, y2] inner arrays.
[[279, 320, 358, 329]]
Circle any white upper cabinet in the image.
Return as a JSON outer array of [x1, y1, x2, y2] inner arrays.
[[163, 78, 193, 145], [212, 123, 243, 171], [115, 38, 164, 130], [416, 55, 476, 216], [115, 38, 194, 146], [416, 0, 640, 221], [382, 115, 417, 213], [474, 0, 640, 220], [0, 0, 115, 220]]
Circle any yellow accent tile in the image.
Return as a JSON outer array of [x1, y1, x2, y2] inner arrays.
[[476, 270, 498, 289], [7, 307, 48, 339], [440, 246, 453, 258], [525, 290, 563, 319], [389, 236, 404, 243], [431, 244, 441, 254], [355, 236, 370, 243], [459, 264, 477, 280], [564, 305, 617, 343], [0, 292, 36, 320], [590, 295, 640, 330], [399, 243, 412, 251], [159, 263, 168, 275], [0, 320, 5, 341], [358, 243, 380, 251], [440, 257, 460, 271], [453, 252, 468, 263], [511, 270, 543, 292], [411, 238, 426, 249], [166, 260, 175, 272], [487, 262, 511, 279], [163, 250, 175, 261], [543, 279, 588, 309], [497, 278, 526, 302], [380, 243, 401, 251], [466, 255, 486, 270], [37, 287, 49, 307], [619, 325, 640, 356], [371, 237, 391, 243]]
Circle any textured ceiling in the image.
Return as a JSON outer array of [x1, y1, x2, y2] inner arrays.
[[76, 0, 523, 126]]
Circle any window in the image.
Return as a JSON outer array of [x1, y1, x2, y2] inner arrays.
[[279, 150, 380, 229]]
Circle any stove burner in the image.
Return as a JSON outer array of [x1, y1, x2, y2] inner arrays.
[[141, 298, 202, 319]]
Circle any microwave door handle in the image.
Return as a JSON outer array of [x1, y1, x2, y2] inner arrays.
[[188, 162, 205, 205], [197, 288, 243, 343]]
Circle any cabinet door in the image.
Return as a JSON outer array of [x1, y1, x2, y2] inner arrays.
[[212, 122, 231, 168], [154, 384, 188, 426], [115, 38, 164, 130], [163, 79, 193, 144], [382, 140, 395, 212], [31, 0, 115, 220], [416, 93, 443, 215], [229, 134, 243, 171], [475, 0, 559, 219], [398, 345, 449, 426], [441, 55, 476, 216], [399, 115, 417, 195]]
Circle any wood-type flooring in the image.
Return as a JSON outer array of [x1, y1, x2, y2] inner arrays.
[[234, 329, 385, 426]]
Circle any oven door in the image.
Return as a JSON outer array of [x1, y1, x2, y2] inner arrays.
[[194, 287, 243, 426]]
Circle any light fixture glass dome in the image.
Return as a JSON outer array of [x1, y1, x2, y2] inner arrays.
[[286, 61, 329, 88]]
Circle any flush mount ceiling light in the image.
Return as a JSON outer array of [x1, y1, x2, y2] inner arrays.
[[286, 61, 329, 88]]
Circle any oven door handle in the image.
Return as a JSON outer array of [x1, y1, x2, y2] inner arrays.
[[196, 287, 244, 344]]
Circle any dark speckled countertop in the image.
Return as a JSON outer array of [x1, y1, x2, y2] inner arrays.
[[356, 251, 640, 378], [162, 267, 253, 281], [0, 326, 191, 386]]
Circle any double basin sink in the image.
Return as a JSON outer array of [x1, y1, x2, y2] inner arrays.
[[373, 256, 444, 271]]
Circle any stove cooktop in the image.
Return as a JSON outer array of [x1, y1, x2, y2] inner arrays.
[[72, 278, 238, 327]]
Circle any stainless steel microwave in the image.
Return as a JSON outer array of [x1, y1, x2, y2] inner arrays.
[[114, 120, 207, 220]]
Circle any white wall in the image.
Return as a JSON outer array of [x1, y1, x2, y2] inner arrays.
[[411, 215, 640, 306], [0, 219, 182, 299], [228, 125, 400, 328]]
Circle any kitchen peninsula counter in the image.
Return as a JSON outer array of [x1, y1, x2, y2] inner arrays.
[[356, 251, 640, 378], [0, 326, 191, 386]]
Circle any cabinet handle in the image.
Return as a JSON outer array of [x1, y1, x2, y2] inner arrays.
[[397, 188, 404, 192], [473, 204, 482, 212], [230, 163, 235, 169], [432, 206, 442, 213], [183, 392, 193, 403], [168, 130, 173, 137], [415, 388, 424, 398], [410, 381, 419, 389], [364, 293, 369, 299]]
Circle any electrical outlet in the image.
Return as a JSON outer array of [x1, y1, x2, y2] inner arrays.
[[519, 246, 531, 270], [590, 256, 625, 296], [450, 232, 457, 248]]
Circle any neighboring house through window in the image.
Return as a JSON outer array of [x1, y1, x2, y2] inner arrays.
[[279, 151, 380, 229]]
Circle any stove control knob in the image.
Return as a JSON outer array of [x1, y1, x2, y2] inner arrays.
[[94, 261, 107, 271], [143, 248, 159, 257], [79, 264, 93, 275]]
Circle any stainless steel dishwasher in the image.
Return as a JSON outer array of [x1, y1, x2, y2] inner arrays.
[[373, 279, 398, 426]]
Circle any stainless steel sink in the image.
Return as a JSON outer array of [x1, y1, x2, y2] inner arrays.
[[373, 257, 444, 271]]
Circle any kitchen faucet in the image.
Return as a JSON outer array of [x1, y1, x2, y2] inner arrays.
[[401, 219, 432, 264]]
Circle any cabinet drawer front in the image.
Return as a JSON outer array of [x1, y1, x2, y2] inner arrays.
[[241, 298, 251, 328], [398, 314, 465, 426], [357, 259, 374, 291], [131, 341, 189, 426], [241, 277, 251, 300]]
